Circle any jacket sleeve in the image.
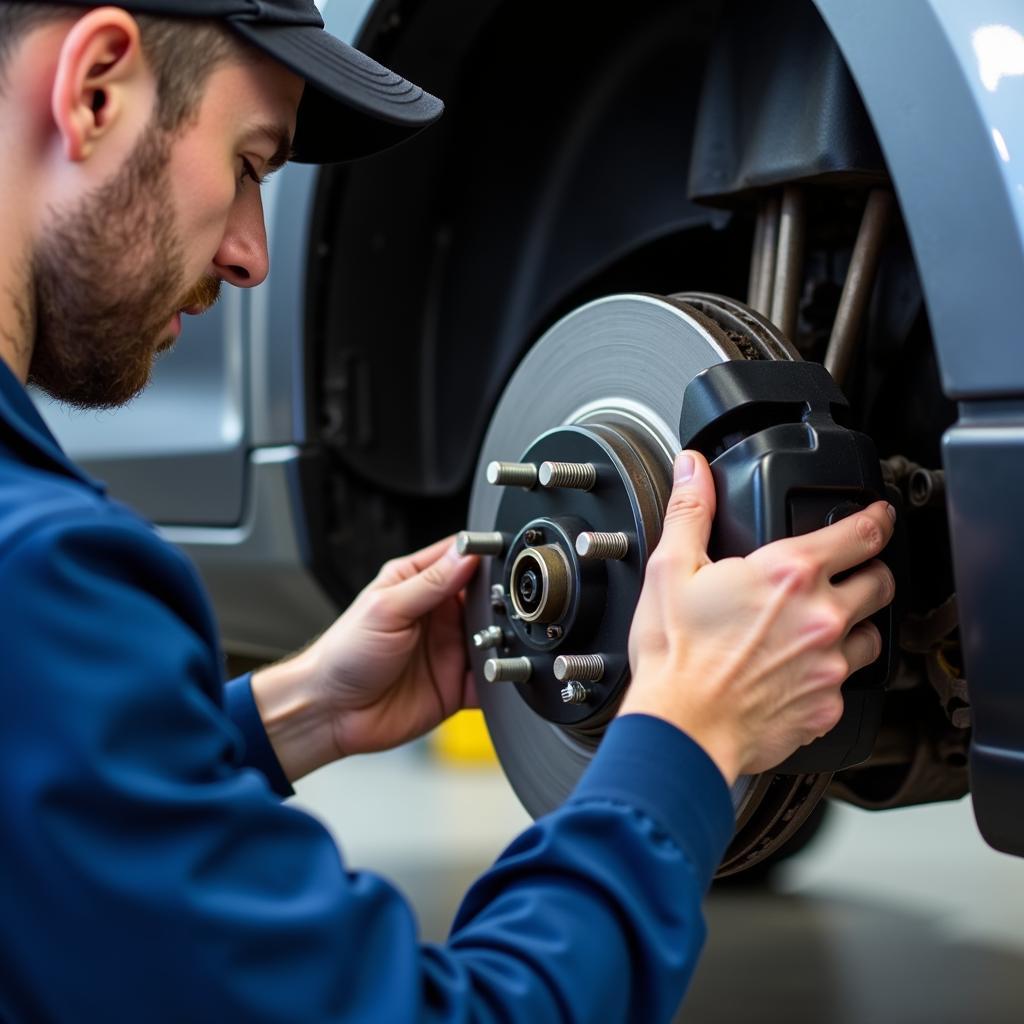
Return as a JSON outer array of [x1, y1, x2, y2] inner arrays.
[[0, 511, 734, 1024], [224, 673, 295, 798]]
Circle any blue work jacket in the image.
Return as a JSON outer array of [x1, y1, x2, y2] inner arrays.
[[0, 359, 734, 1023]]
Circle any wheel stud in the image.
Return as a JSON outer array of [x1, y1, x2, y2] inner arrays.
[[457, 531, 505, 556], [908, 467, 945, 508], [472, 625, 505, 650], [538, 461, 597, 491], [490, 584, 507, 611], [484, 657, 532, 683], [487, 461, 538, 488], [553, 654, 605, 683], [560, 681, 590, 705], [575, 531, 629, 560]]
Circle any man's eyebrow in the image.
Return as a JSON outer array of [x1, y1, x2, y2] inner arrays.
[[247, 124, 295, 172]]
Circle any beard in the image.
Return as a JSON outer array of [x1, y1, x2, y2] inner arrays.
[[27, 123, 220, 410]]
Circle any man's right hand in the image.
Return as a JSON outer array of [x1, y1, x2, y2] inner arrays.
[[621, 449, 896, 785]]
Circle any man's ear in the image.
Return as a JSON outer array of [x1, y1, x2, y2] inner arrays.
[[51, 8, 149, 163]]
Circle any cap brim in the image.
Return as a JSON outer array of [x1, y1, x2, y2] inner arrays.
[[229, 22, 443, 164]]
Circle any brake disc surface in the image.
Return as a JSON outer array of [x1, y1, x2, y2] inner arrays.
[[465, 292, 827, 875]]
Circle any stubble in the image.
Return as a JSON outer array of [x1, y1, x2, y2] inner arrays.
[[28, 123, 188, 409]]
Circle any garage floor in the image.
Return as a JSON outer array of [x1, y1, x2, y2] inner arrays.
[[292, 743, 1024, 1023]]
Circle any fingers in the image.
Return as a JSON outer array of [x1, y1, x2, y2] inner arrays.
[[797, 624, 880, 746], [807, 501, 895, 578], [403, 535, 461, 573], [758, 501, 894, 583], [841, 621, 883, 674], [385, 542, 479, 622], [832, 558, 895, 626], [373, 535, 458, 586], [652, 450, 718, 575]]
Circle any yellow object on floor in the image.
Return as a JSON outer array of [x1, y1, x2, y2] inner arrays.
[[431, 710, 498, 766]]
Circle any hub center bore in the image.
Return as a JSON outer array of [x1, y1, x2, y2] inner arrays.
[[509, 545, 571, 623], [517, 567, 538, 607]]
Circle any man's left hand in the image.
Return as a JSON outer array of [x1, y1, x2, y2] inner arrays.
[[251, 537, 480, 782]]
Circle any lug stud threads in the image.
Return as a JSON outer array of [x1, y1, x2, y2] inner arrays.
[[457, 531, 505, 556], [576, 531, 629, 561], [553, 654, 605, 683], [484, 657, 533, 683], [472, 625, 505, 650], [538, 461, 597, 491], [560, 681, 590, 705], [487, 461, 538, 488]]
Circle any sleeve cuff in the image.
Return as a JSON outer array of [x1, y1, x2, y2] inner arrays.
[[570, 714, 735, 891], [223, 674, 295, 799]]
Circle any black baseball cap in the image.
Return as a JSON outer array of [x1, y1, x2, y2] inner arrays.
[[19, 0, 444, 163]]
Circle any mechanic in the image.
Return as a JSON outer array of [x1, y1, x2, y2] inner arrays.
[[0, 2, 896, 1021]]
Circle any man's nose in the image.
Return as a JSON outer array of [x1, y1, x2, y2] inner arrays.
[[212, 187, 270, 288]]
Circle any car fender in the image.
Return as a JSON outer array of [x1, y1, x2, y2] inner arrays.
[[815, 0, 1024, 854]]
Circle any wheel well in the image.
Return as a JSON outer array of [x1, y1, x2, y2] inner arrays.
[[306, 0, 727, 503]]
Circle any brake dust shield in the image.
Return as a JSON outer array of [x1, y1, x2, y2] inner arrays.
[[464, 293, 831, 876]]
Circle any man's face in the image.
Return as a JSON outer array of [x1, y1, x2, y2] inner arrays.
[[28, 54, 303, 409]]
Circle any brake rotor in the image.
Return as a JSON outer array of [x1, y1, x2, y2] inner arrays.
[[465, 292, 831, 876]]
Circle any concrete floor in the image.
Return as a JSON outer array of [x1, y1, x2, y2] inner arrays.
[[292, 745, 1024, 1023]]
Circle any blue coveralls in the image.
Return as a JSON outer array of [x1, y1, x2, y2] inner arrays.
[[0, 359, 734, 1023]]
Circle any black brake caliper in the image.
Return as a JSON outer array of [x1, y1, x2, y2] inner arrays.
[[679, 359, 898, 774]]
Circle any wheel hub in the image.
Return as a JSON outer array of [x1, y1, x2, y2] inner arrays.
[[482, 418, 669, 731]]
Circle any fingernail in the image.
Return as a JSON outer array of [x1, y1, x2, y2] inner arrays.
[[675, 452, 695, 484], [886, 503, 896, 522], [447, 542, 463, 561]]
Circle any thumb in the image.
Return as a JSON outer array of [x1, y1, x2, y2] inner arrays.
[[387, 543, 480, 622], [656, 450, 717, 572]]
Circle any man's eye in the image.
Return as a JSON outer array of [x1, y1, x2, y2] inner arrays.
[[238, 157, 263, 187]]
